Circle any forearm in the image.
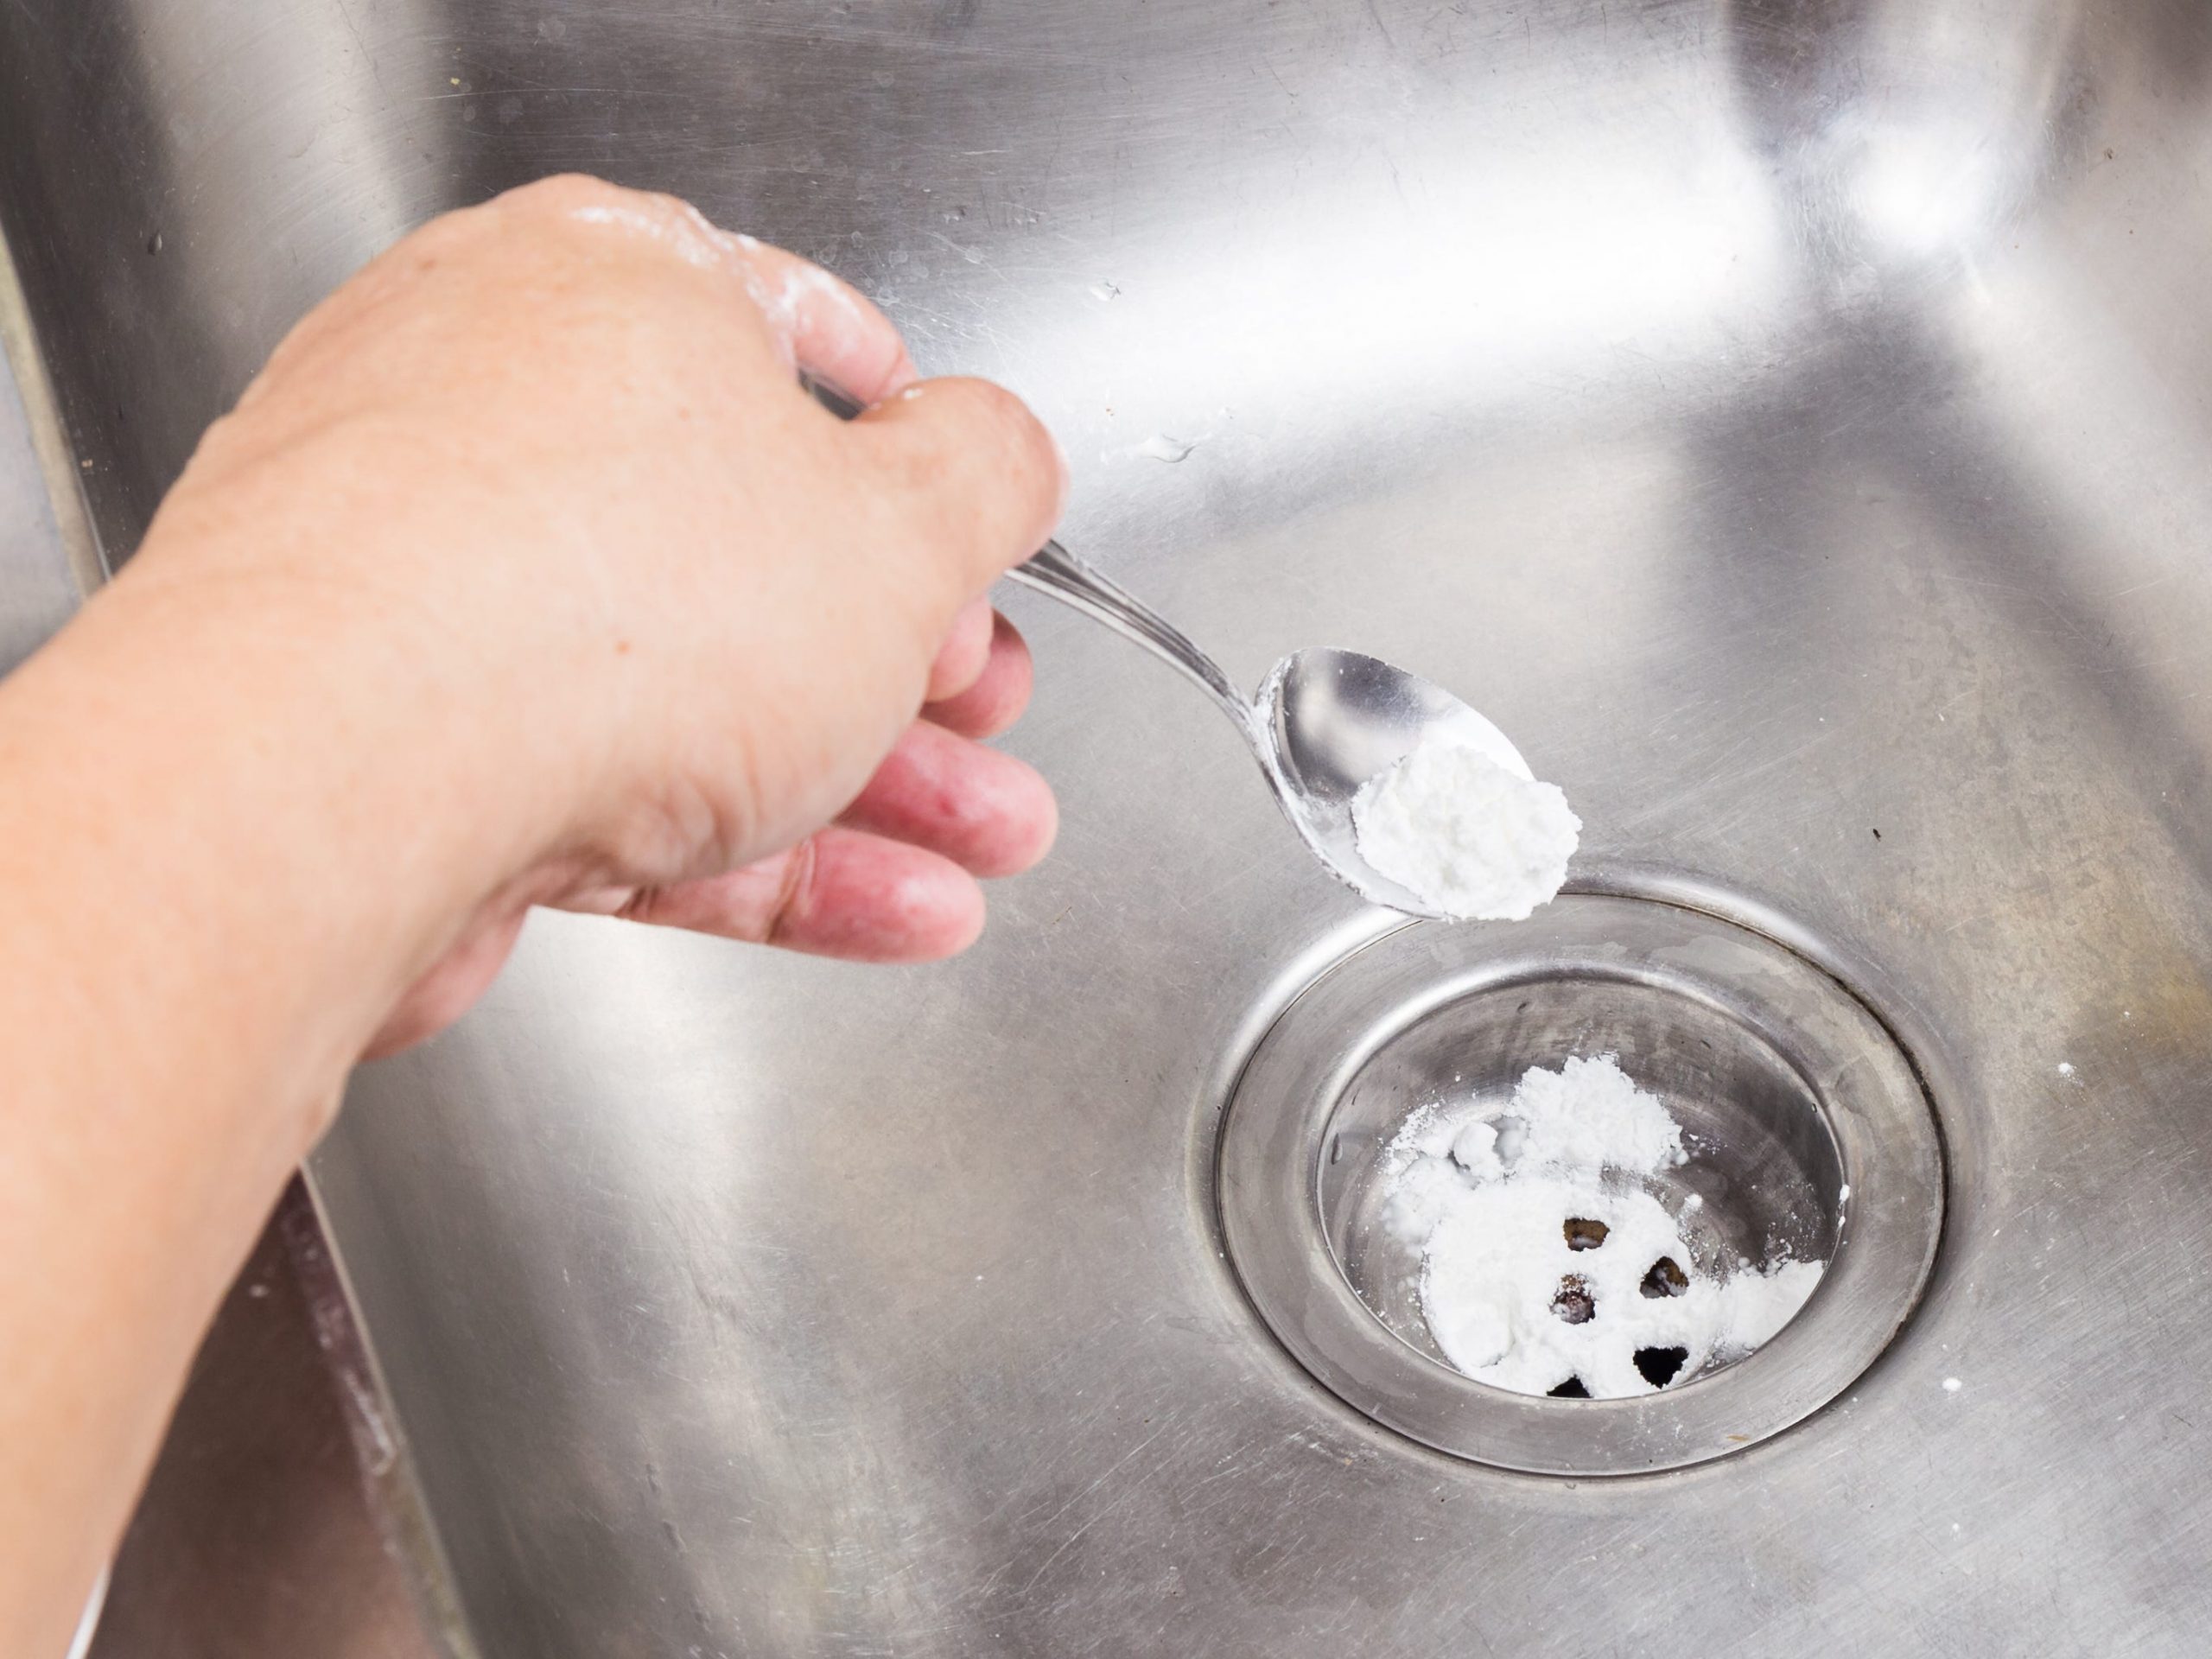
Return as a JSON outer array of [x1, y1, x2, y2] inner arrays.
[[0, 567, 499, 1656], [0, 174, 1064, 1657]]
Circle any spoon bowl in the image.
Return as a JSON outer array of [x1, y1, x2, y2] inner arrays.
[[1256, 647, 1532, 916], [1008, 542, 1527, 920]]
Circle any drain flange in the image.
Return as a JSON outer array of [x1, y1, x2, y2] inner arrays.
[[1216, 892, 1943, 1476]]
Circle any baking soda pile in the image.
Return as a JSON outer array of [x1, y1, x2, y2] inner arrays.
[[1381, 1055, 1822, 1399], [1351, 730, 1580, 921]]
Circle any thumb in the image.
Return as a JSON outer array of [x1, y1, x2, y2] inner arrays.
[[846, 377, 1068, 597]]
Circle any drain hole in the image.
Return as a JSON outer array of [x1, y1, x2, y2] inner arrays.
[[1563, 1217, 1610, 1252], [1221, 891, 1947, 1468], [1639, 1256, 1689, 1299], [1634, 1345, 1690, 1388], [1550, 1274, 1595, 1325]]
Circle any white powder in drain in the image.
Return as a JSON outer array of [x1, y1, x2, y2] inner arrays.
[[1351, 733, 1579, 920], [1718, 1258, 1825, 1356], [1380, 1055, 1823, 1399]]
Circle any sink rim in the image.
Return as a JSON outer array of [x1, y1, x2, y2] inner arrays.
[[1215, 883, 1948, 1476]]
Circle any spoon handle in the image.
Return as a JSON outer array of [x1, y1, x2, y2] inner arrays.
[[1006, 543, 1252, 729]]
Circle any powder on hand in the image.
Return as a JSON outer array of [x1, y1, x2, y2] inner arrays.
[[1381, 1055, 1822, 1399], [1352, 730, 1580, 921]]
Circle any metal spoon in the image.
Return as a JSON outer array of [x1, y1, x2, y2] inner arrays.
[[1011, 543, 1532, 917], [804, 378, 1529, 917]]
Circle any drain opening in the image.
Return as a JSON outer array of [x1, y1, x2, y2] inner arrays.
[[1550, 1275, 1596, 1325], [1218, 892, 1946, 1474], [1639, 1256, 1688, 1299], [1563, 1217, 1610, 1252], [1376, 1052, 1827, 1400]]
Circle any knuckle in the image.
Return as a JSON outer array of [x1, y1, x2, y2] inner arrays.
[[762, 839, 819, 947], [502, 172, 629, 215]]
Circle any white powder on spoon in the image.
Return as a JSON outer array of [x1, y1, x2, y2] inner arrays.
[[1382, 1055, 1823, 1399], [1352, 730, 1580, 920]]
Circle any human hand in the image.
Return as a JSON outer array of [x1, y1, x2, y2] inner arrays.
[[123, 175, 1066, 1055], [0, 174, 1073, 1646]]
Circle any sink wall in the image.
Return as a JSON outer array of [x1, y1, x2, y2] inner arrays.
[[10, 1, 2212, 1652]]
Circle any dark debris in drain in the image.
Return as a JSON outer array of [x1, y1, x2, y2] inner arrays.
[[1550, 1274, 1596, 1325], [1639, 1256, 1689, 1299], [1563, 1217, 1610, 1251]]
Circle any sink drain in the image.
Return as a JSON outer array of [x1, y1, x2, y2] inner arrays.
[[1217, 893, 1943, 1475]]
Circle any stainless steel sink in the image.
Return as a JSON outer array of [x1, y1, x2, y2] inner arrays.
[[10, 0, 2212, 1651]]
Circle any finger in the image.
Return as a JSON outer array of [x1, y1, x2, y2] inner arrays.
[[837, 717, 1057, 878], [925, 610, 1034, 741], [927, 597, 996, 704], [618, 827, 985, 962], [849, 377, 1067, 592], [729, 237, 918, 404]]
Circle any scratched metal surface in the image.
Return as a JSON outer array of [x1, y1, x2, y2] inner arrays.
[[0, 245, 81, 677], [86, 1187, 444, 1659], [7, 0, 2212, 1651]]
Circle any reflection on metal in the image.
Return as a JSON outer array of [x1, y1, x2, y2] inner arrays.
[[5, 0, 2212, 1650], [62, 1569, 105, 1659], [283, 1181, 484, 1659], [0, 222, 101, 662]]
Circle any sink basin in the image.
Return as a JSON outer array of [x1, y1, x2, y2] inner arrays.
[[9, 0, 2212, 1651]]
